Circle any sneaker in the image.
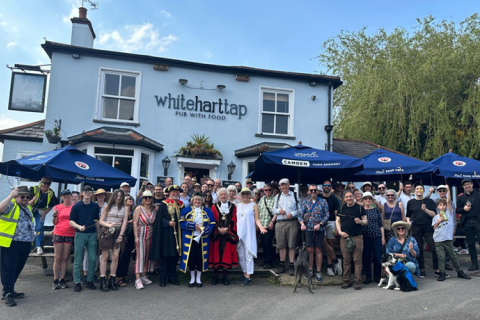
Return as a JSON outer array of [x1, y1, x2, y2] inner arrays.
[[304, 269, 313, 280], [327, 268, 335, 276], [419, 270, 426, 278], [1, 291, 24, 300], [140, 276, 152, 285], [135, 279, 144, 290], [59, 279, 69, 289], [236, 275, 246, 284], [434, 271, 450, 278], [52, 279, 61, 290], [74, 283, 82, 293], [454, 247, 459, 253], [36, 247, 44, 255], [459, 249, 469, 255], [4, 293, 16, 307], [334, 259, 343, 276], [241, 277, 252, 287], [315, 272, 323, 283]]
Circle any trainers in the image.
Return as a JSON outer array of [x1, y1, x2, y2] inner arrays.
[[327, 268, 335, 276], [59, 279, 69, 289], [4, 293, 16, 307], [288, 264, 295, 276], [315, 272, 323, 283], [334, 259, 343, 276], [52, 279, 61, 290], [454, 247, 459, 253], [135, 279, 144, 290], [304, 269, 313, 280], [140, 276, 152, 285], [459, 249, 469, 255], [434, 271, 450, 278], [241, 277, 252, 287], [36, 247, 43, 255], [236, 275, 246, 284], [419, 270, 426, 278], [1, 291, 24, 300], [74, 283, 82, 292]]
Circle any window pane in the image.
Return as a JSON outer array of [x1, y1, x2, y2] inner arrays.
[[104, 74, 120, 96], [276, 115, 288, 134], [119, 99, 135, 120], [96, 155, 113, 166], [114, 157, 132, 175], [263, 92, 275, 112], [95, 148, 134, 156], [262, 114, 274, 133], [140, 153, 149, 178], [121, 76, 136, 97], [277, 94, 289, 113], [103, 98, 119, 119]]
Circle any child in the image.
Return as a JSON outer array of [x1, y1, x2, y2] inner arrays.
[[432, 185, 471, 281]]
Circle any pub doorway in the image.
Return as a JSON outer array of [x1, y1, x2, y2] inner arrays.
[[184, 167, 210, 183]]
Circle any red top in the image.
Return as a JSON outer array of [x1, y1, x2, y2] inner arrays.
[[53, 204, 75, 237]]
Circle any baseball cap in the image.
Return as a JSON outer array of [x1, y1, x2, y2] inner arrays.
[[120, 182, 130, 188], [279, 178, 290, 185], [61, 189, 72, 196]]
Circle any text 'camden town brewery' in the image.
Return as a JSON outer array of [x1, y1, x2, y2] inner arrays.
[[154, 93, 247, 120]]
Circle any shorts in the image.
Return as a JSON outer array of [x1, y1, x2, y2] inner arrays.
[[275, 220, 299, 249], [325, 221, 336, 240], [52, 234, 74, 244], [305, 230, 325, 248]]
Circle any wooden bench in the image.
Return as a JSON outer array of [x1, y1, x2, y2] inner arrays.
[[28, 231, 73, 275]]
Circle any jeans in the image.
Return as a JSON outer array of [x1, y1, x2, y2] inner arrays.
[[33, 209, 45, 248], [260, 228, 276, 265], [74, 232, 97, 283], [411, 225, 438, 270], [1, 241, 31, 295], [435, 240, 462, 273], [404, 262, 416, 275], [362, 236, 382, 280], [340, 235, 364, 284], [463, 219, 480, 266]]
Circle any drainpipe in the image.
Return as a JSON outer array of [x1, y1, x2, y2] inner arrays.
[[324, 81, 333, 151]]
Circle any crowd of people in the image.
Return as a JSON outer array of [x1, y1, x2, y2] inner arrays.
[[0, 175, 478, 307]]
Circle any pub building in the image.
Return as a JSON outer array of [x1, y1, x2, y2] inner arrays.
[[0, 7, 343, 202]]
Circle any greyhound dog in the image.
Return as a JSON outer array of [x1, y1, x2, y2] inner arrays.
[[293, 245, 314, 294]]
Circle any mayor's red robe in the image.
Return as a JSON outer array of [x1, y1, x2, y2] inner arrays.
[[208, 201, 238, 269]]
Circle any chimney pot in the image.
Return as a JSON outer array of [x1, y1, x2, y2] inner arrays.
[[79, 7, 87, 19]]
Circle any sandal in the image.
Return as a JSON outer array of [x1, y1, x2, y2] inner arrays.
[[116, 278, 127, 287]]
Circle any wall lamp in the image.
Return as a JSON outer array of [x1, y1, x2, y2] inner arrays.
[[227, 161, 236, 180], [179, 79, 188, 85], [217, 84, 226, 90], [162, 156, 171, 176]]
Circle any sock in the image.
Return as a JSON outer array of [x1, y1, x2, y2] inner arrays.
[[100, 275, 105, 278], [196, 270, 202, 284], [222, 269, 228, 278], [333, 258, 339, 264], [189, 271, 195, 284], [110, 274, 116, 277]]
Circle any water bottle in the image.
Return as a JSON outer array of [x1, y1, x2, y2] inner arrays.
[[440, 210, 448, 221]]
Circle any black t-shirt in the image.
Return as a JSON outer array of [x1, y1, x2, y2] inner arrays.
[[153, 197, 165, 210], [320, 194, 340, 221], [338, 203, 365, 237], [406, 198, 436, 228], [69, 200, 100, 233]]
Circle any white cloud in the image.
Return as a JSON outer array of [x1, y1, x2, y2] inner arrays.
[[6, 41, 17, 49], [0, 20, 6, 27], [98, 23, 178, 53], [161, 10, 172, 18], [0, 116, 24, 130], [205, 51, 213, 59], [63, 5, 78, 23]]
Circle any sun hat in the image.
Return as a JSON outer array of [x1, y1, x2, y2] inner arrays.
[[142, 190, 153, 197], [120, 182, 130, 188], [362, 191, 374, 199], [391, 221, 411, 237], [279, 178, 289, 185]]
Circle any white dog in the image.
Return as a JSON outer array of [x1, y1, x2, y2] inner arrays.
[[378, 253, 401, 290]]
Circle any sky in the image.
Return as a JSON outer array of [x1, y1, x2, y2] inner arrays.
[[0, 0, 478, 139]]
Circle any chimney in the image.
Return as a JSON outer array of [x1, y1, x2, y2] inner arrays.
[[71, 7, 96, 48]]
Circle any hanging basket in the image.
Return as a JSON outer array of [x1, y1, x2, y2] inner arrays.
[[46, 134, 61, 144]]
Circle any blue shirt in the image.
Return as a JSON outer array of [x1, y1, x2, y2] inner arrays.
[[299, 197, 329, 231], [386, 236, 420, 276]]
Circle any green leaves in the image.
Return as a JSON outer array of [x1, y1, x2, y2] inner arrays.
[[178, 134, 223, 158], [319, 14, 480, 160]]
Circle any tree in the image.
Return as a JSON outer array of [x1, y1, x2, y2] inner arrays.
[[318, 14, 480, 160]]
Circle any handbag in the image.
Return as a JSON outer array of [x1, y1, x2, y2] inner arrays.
[[345, 235, 356, 252], [383, 203, 396, 231]]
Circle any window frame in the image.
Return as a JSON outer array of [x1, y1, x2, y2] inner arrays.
[[96, 67, 142, 123], [258, 86, 295, 137]]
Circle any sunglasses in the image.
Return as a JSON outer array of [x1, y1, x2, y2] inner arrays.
[[309, 189, 318, 192], [20, 195, 31, 200], [205, 195, 212, 197], [438, 190, 446, 192], [323, 184, 332, 187], [396, 227, 405, 231], [378, 187, 385, 190], [144, 196, 152, 200], [42, 182, 51, 186], [364, 197, 373, 201], [208, 184, 214, 187], [264, 189, 272, 192], [387, 194, 395, 197], [348, 186, 355, 189], [146, 186, 154, 189]]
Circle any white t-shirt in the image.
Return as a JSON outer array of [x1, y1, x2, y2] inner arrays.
[[375, 194, 387, 205], [432, 208, 454, 242], [398, 192, 412, 215]]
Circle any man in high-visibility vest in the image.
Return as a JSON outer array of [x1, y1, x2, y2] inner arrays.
[[29, 177, 57, 255], [0, 186, 35, 307]]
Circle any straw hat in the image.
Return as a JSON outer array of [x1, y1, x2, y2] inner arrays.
[[391, 221, 411, 237], [92, 188, 111, 202]]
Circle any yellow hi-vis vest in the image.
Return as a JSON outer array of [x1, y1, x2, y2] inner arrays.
[[0, 200, 33, 248], [32, 186, 54, 210]]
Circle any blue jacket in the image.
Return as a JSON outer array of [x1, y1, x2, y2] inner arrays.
[[386, 236, 420, 276]]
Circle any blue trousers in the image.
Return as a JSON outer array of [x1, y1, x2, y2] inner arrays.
[[363, 236, 382, 280], [33, 209, 45, 248]]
